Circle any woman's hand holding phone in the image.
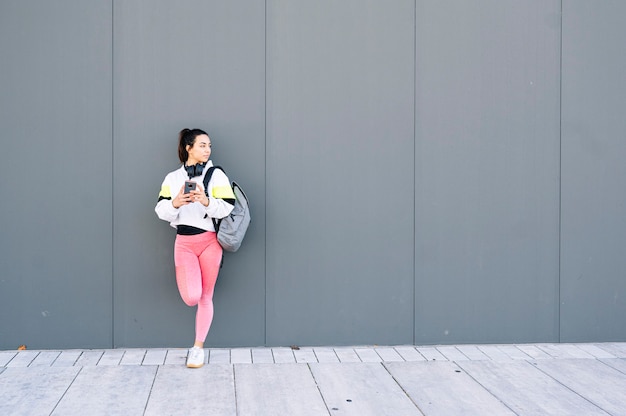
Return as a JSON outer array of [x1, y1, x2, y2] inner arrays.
[[172, 183, 208, 208]]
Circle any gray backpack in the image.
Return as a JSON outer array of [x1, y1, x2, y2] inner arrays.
[[203, 166, 250, 252]]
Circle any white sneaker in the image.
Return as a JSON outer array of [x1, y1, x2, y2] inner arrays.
[[186, 346, 205, 368]]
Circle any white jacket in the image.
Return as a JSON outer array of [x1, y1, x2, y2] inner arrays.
[[155, 161, 235, 232]]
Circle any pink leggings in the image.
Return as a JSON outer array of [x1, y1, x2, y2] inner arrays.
[[174, 232, 222, 343]]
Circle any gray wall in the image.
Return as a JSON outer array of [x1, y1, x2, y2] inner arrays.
[[414, 0, 562, 344], [1, 0, 113, 349], [266, 0, 415, 346], [1, 0, 625, 349], [112, 0, 266, 348], [560, 0, 626, 342]]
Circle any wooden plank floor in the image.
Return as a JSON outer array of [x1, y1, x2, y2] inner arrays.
[[1, 343, 625, 415]]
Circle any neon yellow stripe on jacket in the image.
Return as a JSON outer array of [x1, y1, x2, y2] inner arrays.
[[159, 185, 171, 199], [212, 185, 235, 199]]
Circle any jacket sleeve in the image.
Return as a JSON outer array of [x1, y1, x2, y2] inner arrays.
[[155, 177, 180, 223], [204, 168, 235, 220]]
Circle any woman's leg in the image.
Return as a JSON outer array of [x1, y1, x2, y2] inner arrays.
[[174, 235, 203, 307], [194, 233, 223, 344]]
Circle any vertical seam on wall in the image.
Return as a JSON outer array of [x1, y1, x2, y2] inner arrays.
[[264, 0, 268, 347], [558, 0, 563, 343], [413, 0, 417, 346], [111, 0, 116, 349]]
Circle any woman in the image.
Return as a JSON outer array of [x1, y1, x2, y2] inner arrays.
[[155, 128, 235, 368]]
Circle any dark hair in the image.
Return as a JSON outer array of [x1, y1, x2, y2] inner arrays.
[[178, 128, 208, 163]]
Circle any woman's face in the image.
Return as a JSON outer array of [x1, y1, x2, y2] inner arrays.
[[186, 134, 211, 165]]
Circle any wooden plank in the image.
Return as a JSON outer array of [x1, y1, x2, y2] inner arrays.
[[145, 364, 236, 416], [143, 349, 167, 366], [497, 345, 533, 360], [97, 349, 125, 366], [293, 347, 318, 363], [386, 361, 515, 415], [576, 344, 618, 359], [600, 358, 626, 375], [252, 348, 275, 363], [313, 347, 340, 363], [534, 358, 626, 415], [311, 362, 420, 415], [52, 350, 82, 367], [457, 360, 608, 415], [437, 346, 470, 361], [375, 347, 404, 362], [0, 351, 17, 367], [394, 346, 426, 362], [0, 367, 80, 415], [456, 345, 490, 361], [515, 344, 553, 360], [595, 343, 626, 358], [235, 363, 328, 416], [334, 348, 362, 363], [164, 349, 188, 366], [52, 366, 157, 415], [74, 350, 104, 366], [231, 348, 253, 364], [476, 345, 513, 361], [6, 351, 39, 367], [271, 348, 296, 363], [355, 348, 382, 363], [536, 343, 595, 359], [120, 349, 146, 365], [209, 349, 231, 364], [416, 346, 448, 361], [29, 350, 61, 367]]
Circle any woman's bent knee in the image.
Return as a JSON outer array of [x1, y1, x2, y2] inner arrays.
[[182, 296, 200, 307], [175, 265, 203, 307]]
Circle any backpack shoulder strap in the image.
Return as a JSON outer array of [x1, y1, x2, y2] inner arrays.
[[203, 165, 225, 232], [202, 165, 224, 196]]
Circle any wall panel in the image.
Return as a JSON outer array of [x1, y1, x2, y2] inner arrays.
[[0, 0, 113, 349], [113, 0, 265, 347], [266, 0, 416, 346], [560, 0, 626, 341], [414, 0, 562, 344]]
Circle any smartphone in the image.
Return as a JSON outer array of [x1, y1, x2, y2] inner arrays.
[[184, 181, 197, 194]]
